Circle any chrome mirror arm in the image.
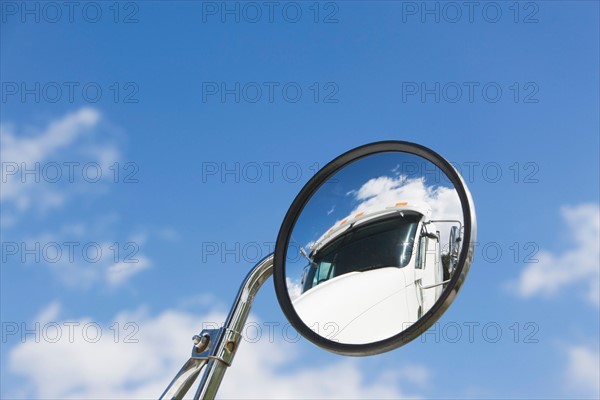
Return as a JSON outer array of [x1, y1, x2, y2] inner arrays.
[[160, 358, 208, 400], [160, 254, 274, 400]]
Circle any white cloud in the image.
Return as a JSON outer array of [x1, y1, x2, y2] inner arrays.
[[565, 345, 600, 397], [350, 176, 462, 224], [1, 110, 153, 287], [393, 365, 431, 388], [6, 304, 426, 399], [512, 203, 600, 307], [1, 108, 100, 169], [34, 301, 61, 325], [106, 255, 152, 286], [8, 230, 152, 288], [222, 340, 418, 400], [0, 108, 120, 225], [104, 234, 151, 287], [286, 277, 303, 302], [322, 175, 463, 253], [7, 305, 205, 399]]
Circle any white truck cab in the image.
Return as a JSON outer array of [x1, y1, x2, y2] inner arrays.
[[293, 202, 459, 344]]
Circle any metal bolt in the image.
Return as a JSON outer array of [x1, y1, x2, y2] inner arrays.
[[192, 334, 210, 352], [225, 340, 236, 353]]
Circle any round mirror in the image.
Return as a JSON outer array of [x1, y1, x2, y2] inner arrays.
[[274, 141, 477, 356]]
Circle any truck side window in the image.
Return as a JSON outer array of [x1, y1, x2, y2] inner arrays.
[[314, 262, 334, 285]]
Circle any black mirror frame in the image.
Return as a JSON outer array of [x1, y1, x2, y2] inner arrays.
[[273, 140, 477, 356]]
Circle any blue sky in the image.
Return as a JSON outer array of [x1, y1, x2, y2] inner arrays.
[[1, 1, 599, 398]]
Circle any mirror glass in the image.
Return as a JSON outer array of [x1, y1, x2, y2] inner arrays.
[[283, 152, 465, 345]]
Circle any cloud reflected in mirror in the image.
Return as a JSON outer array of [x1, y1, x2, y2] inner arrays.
[[284, 152, 464, 345]]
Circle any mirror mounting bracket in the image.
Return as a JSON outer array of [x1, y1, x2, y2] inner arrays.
[[191, 329, 221, 359], [160, 254, 274, 400]]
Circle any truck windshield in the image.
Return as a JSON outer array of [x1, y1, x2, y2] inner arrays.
[[302, 213, 420, 293]]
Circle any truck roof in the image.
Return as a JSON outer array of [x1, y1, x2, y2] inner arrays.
[[309, 201, 432, 258]]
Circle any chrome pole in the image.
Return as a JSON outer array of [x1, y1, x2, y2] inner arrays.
[[160, 254, 274, 400]]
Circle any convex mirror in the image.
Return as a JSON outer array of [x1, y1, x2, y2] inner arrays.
[[274, 141, 477, 356], [161, 141, 478, 399]]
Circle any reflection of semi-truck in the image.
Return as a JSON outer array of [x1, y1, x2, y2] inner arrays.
[[293, 202, 461, 344]]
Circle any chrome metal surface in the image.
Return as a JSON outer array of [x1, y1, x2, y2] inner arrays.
[[160, 358, 207, 400], [420, 279, 451, 289], [194, 254, 274, 399], [160, 254, 274, 400]]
